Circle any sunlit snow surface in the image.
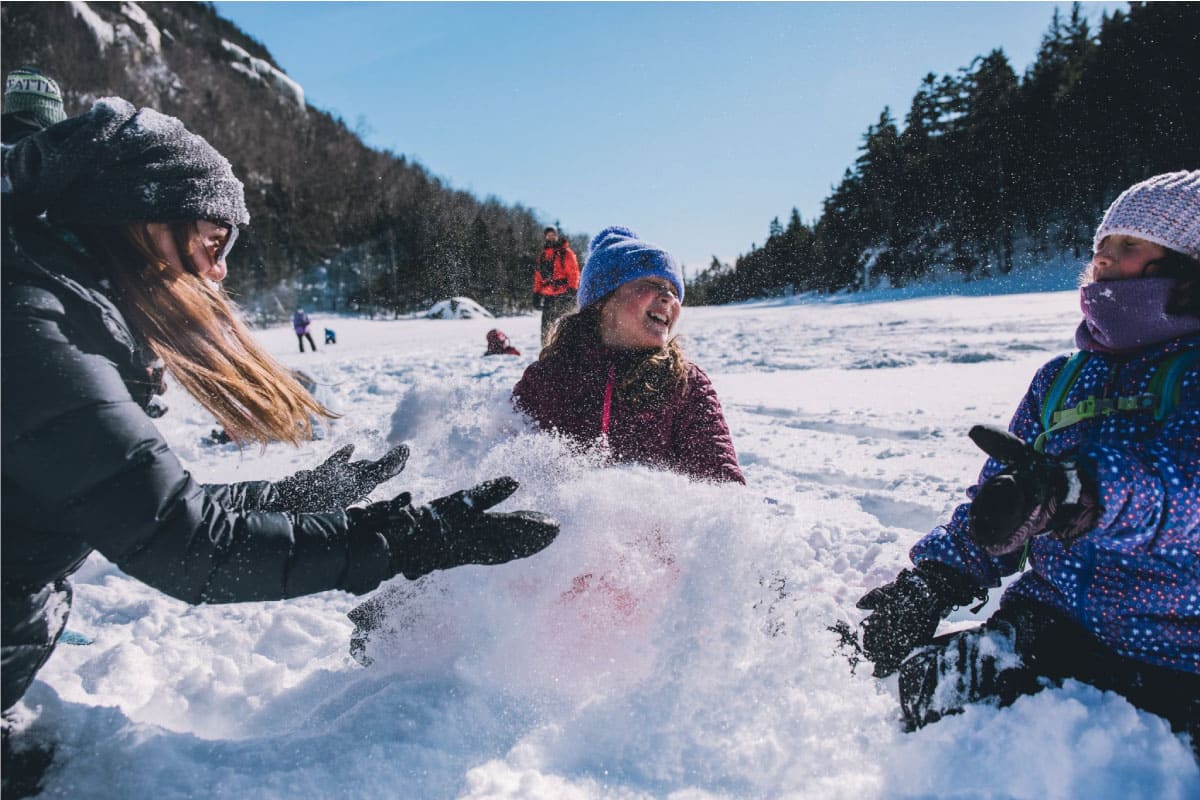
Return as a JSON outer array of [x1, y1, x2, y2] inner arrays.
[[27, 286, 1200, 799]]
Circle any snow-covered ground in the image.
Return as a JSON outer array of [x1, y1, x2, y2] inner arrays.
[[24, 284, 1200, 799]]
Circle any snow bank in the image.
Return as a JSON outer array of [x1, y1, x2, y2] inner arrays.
[[221, 39, 305, 110], [69, 1, 115, 50], [22, 291, 1199, 798], [425, 297, 495, 320]]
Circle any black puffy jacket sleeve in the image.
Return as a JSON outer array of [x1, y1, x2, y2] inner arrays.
[[2, 283, 395, 602], [203, 480, 276, 512]]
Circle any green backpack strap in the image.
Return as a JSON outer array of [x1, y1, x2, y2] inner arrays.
[[1034, 347, 1199, 453], [1034, 352, 1091, 453], [1148, 348, 1200, 421]]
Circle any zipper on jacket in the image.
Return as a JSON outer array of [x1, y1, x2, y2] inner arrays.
[[1073, 541, 1099, 628], [600, 364, 616, 435]]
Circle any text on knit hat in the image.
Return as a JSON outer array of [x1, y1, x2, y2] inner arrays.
[[3, 66, 67, 129]]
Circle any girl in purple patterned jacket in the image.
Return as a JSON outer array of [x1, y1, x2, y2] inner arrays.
[[854, 171, 1200, 751], [513, 226, 744, 485]]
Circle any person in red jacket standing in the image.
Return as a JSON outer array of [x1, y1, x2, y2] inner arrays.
[[514, 226, 744, 485], [533, 225, 580, 346]]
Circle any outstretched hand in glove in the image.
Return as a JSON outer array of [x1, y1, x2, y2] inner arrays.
[[966, 425, 1098, 556], [347, 476, 559, 582], [270, 443, 410, 513], [855, 561, 984, 677]]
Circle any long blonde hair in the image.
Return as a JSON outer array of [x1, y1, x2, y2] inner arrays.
[[75, 222, 334, 446], [541, 304, 689, 407]]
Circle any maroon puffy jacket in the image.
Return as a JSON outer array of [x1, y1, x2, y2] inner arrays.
[[512, 343, 745, 484]]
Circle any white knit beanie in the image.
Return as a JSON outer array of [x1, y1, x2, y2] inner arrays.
[[1093, 170, 1200, 261]]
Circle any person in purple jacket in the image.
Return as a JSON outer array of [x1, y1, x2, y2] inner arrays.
[[855, 171, 1200, 751], [292, 307, 316, 352], [513, 226, 744, 485]]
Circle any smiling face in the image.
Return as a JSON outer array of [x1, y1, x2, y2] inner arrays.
[[147, 220, 233, 283], [1089, 234, 1168, 282], [598, 277, 682, 350]]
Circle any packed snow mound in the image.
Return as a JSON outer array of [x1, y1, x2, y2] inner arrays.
[[23, 295, 1200, 798], [425, 296, 494, 319]]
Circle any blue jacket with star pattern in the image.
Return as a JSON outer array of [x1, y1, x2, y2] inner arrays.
[[911, 334, 1200, 674]]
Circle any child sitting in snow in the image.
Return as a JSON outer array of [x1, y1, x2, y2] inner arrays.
[[484, 328, 520, 356], [853, 171, 1200, 752], [348, 234, 744, 665], [512, 226, 744, 485]]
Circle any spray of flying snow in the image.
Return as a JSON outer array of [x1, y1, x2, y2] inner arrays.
[[25, 290, 1200, 798]]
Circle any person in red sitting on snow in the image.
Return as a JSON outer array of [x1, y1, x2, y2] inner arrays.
[[484, 328, 521, 357]]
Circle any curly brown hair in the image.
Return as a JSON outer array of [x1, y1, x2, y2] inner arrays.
[[541, 304, 689, 407]]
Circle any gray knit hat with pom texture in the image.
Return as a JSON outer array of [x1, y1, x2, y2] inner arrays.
[[5, 97, 248, 227], [1094, 170, 1199, 261]]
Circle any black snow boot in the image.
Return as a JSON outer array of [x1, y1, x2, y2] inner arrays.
[[2, 715, 55, 799], [898, 597, 1200, 761]]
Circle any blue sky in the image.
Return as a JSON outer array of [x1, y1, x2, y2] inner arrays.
[[215, 1, 1125, 271]]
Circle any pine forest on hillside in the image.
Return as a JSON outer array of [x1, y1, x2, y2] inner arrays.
[[688, 2, 1200, 304], [1, 2, 581, 320], [3, 2, 1198, 315]]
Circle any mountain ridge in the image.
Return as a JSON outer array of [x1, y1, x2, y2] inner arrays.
[[2, 1, 554, 318]]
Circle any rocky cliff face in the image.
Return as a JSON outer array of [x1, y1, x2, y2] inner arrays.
[[2, 2, 547, 316]]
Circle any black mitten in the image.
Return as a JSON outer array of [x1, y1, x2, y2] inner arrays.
[[856, 561, 984, 678], [967, 425, 1098, 556], [268, 443, 410, 513], [347, 477, 559, 581]]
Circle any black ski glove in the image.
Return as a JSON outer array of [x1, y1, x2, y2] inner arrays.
[[347, 476, 559, 581], [856, 561, 984, 678], [268, 443, 410, 513], [967, 425, 1098, 556]]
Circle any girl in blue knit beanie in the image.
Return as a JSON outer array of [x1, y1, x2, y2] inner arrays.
[[513, 226, 745, 484]]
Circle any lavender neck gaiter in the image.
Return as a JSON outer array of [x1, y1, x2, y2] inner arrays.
[[1075, 277, 1200, 354]]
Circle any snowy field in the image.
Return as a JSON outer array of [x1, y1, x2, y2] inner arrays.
[[24, 284, 1200, 799]]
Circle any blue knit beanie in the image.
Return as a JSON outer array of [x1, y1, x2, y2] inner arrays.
[[578, 226, 685, 309]]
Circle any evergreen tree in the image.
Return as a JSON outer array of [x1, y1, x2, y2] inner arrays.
[[709, 2, 1199, 305]]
